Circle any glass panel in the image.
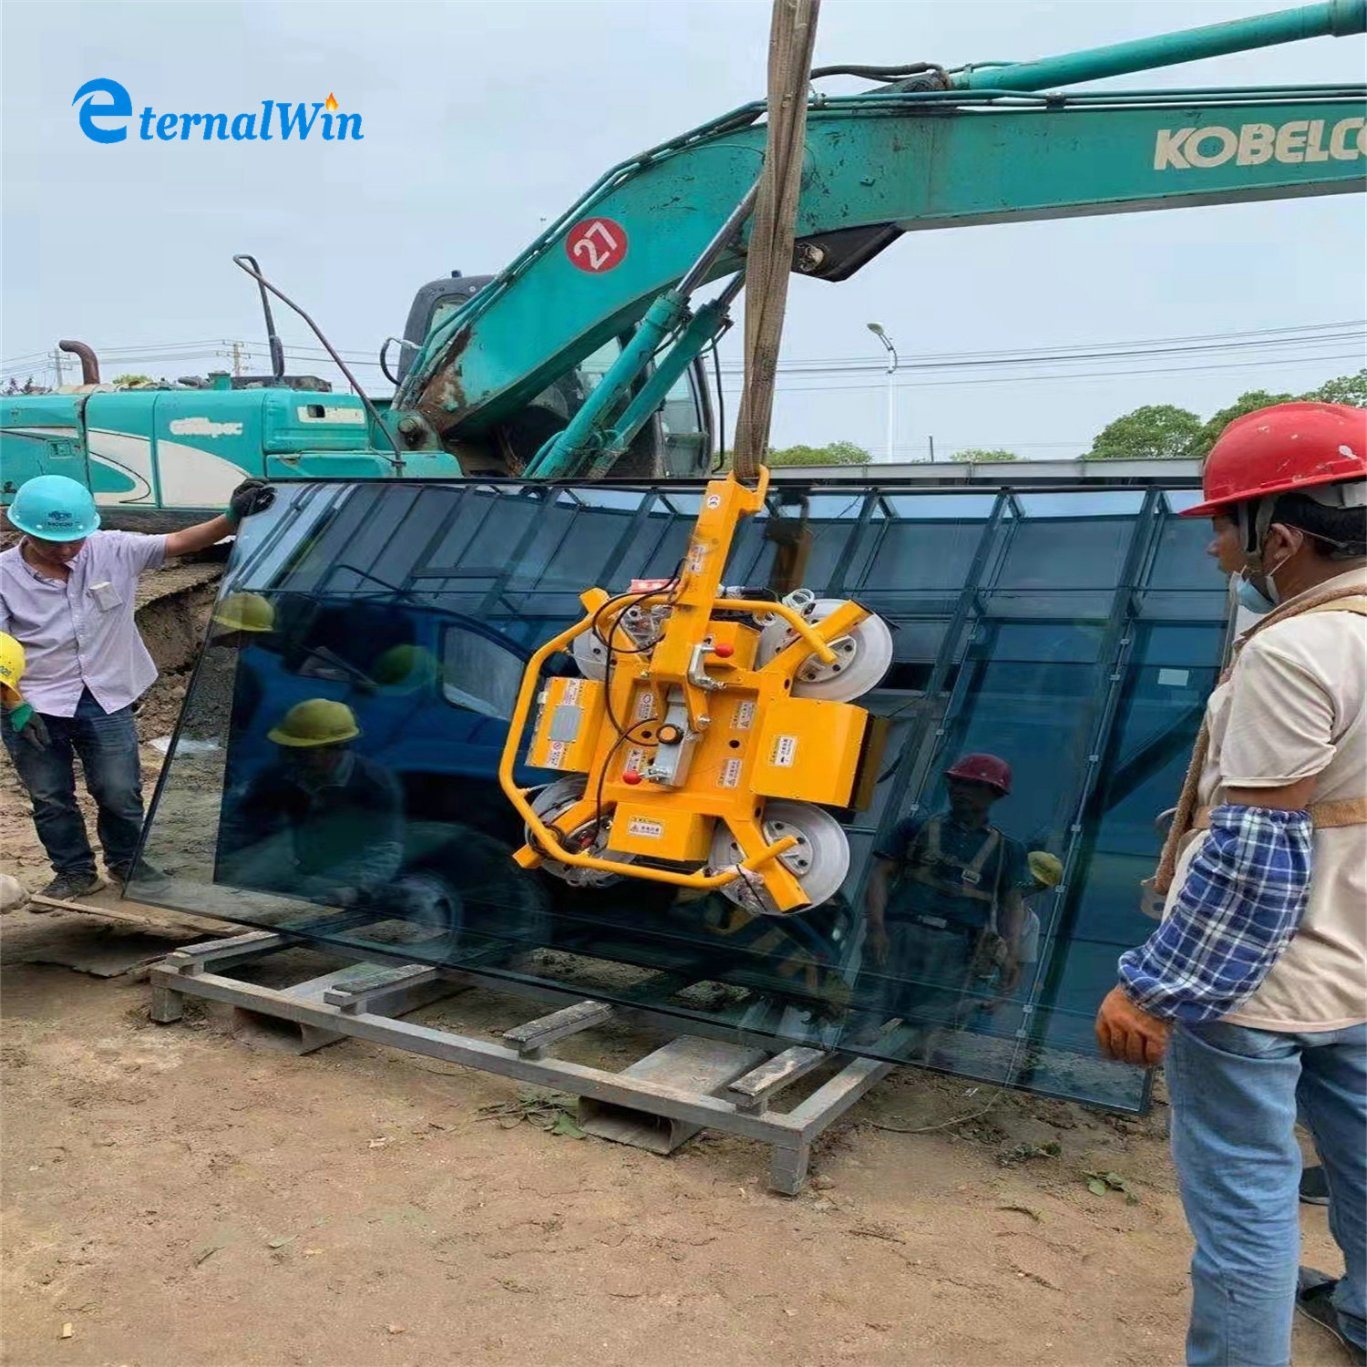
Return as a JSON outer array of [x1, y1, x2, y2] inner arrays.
[[134, 479, 1229, 1114]]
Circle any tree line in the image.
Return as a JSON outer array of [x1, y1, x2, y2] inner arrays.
[[765, 368, 1366, 466]]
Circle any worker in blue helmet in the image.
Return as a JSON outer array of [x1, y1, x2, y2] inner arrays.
[[0, 473, 275, 899]]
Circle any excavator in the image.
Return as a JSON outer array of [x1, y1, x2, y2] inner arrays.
[[4, 0, 1363, 520]]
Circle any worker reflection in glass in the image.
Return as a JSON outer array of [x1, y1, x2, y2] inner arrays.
[[218, 698, 452, 933], [863, 753, 1027, 1058], [370, 643, 441, 695], [968, 849, 1063, 1034], [184, 591, 275, 745]]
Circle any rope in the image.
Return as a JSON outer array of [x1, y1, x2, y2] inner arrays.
[[730, 0, 821, 485]]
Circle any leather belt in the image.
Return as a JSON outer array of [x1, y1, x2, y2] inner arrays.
[[1193, 797, 1367, 829]]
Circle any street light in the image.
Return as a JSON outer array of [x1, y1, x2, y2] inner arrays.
[[867, 322, 898, 463]]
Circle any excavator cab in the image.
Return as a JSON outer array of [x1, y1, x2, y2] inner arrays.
[[396, 272, 715, 479]]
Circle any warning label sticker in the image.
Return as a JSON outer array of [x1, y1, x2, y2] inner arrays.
[[634, 691, 655, 722], [719, 758, 742, 788], [546, 740, 567, 769], [624, 747, 645, 774], [770, 735, 798, 768], [734, 700, 755, 731], [627, 817, 665, 840], [563, 679, 582, 704], [687, 541, 707, 574]]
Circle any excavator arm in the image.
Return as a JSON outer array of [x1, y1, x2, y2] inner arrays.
[[393, 0, 1365, 475]]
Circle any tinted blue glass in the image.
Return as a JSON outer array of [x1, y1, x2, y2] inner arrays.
[[134, 479, 1227, 1111]]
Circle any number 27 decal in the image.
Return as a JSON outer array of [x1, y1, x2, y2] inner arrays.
[[565, 217, 628, 273]]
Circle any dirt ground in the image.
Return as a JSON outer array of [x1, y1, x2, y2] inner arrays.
[[0, 575, 1351, 1367]]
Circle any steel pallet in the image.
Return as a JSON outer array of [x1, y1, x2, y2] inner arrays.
[[148, 930, 894, 1194]]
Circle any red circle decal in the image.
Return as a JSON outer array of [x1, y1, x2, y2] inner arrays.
[[565, 217, 628, 273]]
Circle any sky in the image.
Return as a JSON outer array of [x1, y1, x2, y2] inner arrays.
[[2, 0, 1364, 462]]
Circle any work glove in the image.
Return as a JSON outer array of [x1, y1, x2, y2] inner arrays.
[[1094, 984, 1170, 1068], [6, 702, 50, 752], [225, 478, 275, 525]]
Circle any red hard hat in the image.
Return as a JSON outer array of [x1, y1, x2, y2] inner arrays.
[[1182, 401, 1367, 519], [945, 752, 1012, 795]]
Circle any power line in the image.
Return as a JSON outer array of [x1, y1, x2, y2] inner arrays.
[[715, 318, 1366, 372], [717, 349, 1365, 393], [715, 329, 1366, 377], [7, 317, 1361, 378]]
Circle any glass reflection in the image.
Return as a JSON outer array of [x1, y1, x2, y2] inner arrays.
[[134, 478, 1230, 1112]]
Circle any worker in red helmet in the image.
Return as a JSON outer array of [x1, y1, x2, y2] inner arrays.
[[1094, 401, 1367, 1367], [860, 751, 1026, 1061]]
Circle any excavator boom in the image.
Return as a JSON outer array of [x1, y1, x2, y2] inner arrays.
[[393, 1, 1364, 474]]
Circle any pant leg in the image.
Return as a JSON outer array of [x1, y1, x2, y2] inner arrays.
[[1, 710, 95, 875], [69, 694, 145, 871], [1167, 1019, 1303, 1367], [1297, 1023, 1367, 1351], [887, 924, 974, 1062]]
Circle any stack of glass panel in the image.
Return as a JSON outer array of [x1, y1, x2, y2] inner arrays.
[[132, 478, 1229, 1111]]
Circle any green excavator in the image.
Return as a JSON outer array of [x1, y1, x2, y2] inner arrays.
[[3, 0, 1363, 515]]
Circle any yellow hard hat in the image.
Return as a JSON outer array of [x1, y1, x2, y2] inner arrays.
[[0, 632, 25, 703], [1028, 850, 1063, 887], [267, 698, 360, 748], [212, 591, 276, 634], [372, 643, 439, 691]]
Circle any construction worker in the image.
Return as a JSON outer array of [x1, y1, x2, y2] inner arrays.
[[218, 698, 452, 933], [0, 631, 48, 751], [1093, 402, 1366, 1367], [184, 591, 277, 744], [0, 473, 274, 898], [370, 642, 441, 693], [966, 849, 1063, 1034], [210, 590, 276, 643], [861, 752, 1026, 1057]]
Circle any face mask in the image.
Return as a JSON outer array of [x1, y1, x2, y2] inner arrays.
[[1234, 542, 1295, 616], [1236, 572, 1276, 615]]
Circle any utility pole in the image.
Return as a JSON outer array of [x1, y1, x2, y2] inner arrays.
[[231, 341, 243, 377], [928, 434, 936, 462], [52, 346, 64, 388], [866, 323, 897, 463]]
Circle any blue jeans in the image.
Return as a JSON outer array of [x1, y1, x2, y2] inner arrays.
[[1, 688, 145, 876], [1167, 1019, 1367, 1366]]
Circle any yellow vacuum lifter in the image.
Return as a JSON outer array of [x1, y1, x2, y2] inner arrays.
[[498, 470, 892, 914]]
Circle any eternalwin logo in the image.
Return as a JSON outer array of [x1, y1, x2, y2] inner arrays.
[[73, 79, 363, 144]]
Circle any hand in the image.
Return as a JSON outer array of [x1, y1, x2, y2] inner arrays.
[[226, 479, 275, 525], [866, 921, 890, 966], [999, 951, 1021, 995], [7, 702, 50, 751], [1095, 985, 1171, 1067]]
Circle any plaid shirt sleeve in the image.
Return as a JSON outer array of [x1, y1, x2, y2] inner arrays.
[[1118, 804, 1312, 1023]]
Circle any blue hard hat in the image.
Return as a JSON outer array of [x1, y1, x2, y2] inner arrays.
[[7, 475, 101, 541]]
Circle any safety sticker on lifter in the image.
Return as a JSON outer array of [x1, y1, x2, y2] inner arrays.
[[770, 735, 798, 768], [547, 741, 567, 768], [627, 817, 665, 840], [563, 679, 583, 704], [718, 758, 742, 788], [733, 700, 755, 730]]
